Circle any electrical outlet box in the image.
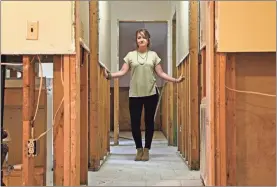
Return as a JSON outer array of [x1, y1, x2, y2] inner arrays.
[[26, 21, 39, 40], [27, 139, 40, 157]]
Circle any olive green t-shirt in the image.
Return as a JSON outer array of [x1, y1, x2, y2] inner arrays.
[[124, 50, 161, 97]]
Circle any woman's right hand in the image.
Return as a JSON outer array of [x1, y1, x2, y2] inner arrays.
[[104, 68, 109, 79]]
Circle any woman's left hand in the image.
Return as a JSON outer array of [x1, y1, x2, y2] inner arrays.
[[176, 74, 185, 83]]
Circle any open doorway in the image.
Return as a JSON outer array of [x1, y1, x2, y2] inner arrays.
[[110, 21, 168, 146]]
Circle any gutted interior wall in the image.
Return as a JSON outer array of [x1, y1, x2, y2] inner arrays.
[[1, 1, 75, 54], [3, 79, 47, 186], [200, 2, 276, 186], [99, 1, 111, 71]]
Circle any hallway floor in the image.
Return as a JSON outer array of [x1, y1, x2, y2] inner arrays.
[[88, 131, 202, 186]]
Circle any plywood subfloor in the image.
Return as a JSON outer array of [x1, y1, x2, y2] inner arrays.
[[89, 131, 202, 186]]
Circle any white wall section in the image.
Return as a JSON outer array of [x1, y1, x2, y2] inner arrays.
[[1, 1, 75, 54], [98, 1, 112, 71], [175, 1, 189, 65], [79, 1, 90, 48]]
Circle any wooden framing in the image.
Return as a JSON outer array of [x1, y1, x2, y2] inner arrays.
[[160, 82, 173, 144], [187, 1, 199, 170], [88, 0, 100, 171], [176, 59, 187, 159], [80, 50, 89, 185], [161, 83, 168, 138], [22, 56, 36, 185], [172, 14, 178, 147], [225, 55, 236, 186], [52, 52, 88, 183], [88, 0, 110, 171], [2, 1, 97, 185], [2, 0, 90, 186], [200, 1, 276, 186], [113, 78, 119, 145], [2, 76, 47, 186], [205, 1, 215, 185], [3, 1, 275, 186], [161, 1, 200, 170], [53, 0, 82, 185], [214, 53, 227, 185], [53, 56, 64, 185]]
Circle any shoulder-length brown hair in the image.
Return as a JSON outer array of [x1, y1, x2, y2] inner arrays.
[[135, 28, 151, 48]]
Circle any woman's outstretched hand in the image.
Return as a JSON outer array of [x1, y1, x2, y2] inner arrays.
[[176, 74, 185, 83], [104, 68, 109, 79]]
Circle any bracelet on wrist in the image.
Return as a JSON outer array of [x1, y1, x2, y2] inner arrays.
[[105, 72, 111, 80], [108, 72, 112, 80]]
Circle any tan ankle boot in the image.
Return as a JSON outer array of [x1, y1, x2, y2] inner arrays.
[[141, 148, 150, 161], [135, 148, 143, 161]]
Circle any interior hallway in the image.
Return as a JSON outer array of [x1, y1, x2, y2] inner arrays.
[[88, 131, 202, 186]]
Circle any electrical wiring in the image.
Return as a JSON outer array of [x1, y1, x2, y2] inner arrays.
[[0, 63, 23, 66], [30, 56, 43, 138], [1, 56, 40, 139], [225, 86, 276, 98], [3, 57, 274, 145], [36, 55, 64, 141], [1, 55, 64, 141]]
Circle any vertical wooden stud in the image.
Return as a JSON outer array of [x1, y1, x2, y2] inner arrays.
[[206, 1, 215, 185], [219, 53, 227, 185], [53, 55, 64, 185], [80, 51, 89, 185], [188, 1, 200, 170], [89, 0, 100, 171], [63, 55, 71, 186], [114, 79, 119, 145], [226, 54, 236, 186], [22, 55, 35, 186]]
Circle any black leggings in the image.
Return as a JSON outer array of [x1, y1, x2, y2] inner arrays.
[[129, 92, 159, 150]]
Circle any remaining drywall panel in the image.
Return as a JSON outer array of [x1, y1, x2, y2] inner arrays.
[[80, 1, 89, 48], [170, 1, 177, 19], [199, 1, 207, 49], [176, 1, 189, 65], [1, 1, 75, 54], [99, 1, 111, 71], [216, 1, 276, 52]]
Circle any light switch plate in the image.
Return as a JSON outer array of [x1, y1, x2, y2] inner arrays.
[[26, 21, 39, 40]]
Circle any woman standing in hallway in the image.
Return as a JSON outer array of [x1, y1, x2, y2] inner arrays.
[[105, 28, 184, 161]]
